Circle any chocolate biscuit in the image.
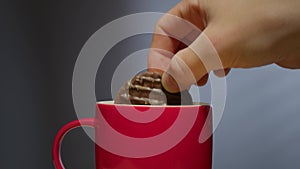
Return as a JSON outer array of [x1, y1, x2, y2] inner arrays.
[[114, 72, 193, 105]]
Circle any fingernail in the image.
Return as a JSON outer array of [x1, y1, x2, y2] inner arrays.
[[162, 73, 180, 93]]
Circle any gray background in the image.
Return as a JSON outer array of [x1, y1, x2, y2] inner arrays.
[[1, 0, 299, 169]]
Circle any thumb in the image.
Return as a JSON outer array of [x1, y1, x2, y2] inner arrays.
[[162, 32, 225, 92]]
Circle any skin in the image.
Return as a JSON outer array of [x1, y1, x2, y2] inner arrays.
[[148, 0, 300, 93]]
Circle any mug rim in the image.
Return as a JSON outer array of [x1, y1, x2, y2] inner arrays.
[[96, 100, 210, 107]]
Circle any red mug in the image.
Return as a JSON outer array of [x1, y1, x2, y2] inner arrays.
[[53, 101, 212, 169]]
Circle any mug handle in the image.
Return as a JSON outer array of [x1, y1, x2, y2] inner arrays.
[[52, 118, 96, 169]]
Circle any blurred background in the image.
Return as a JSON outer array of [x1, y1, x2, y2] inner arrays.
[[1, 0, 299, 169]]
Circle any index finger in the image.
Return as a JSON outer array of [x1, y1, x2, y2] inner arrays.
[[148, 0, 205, 72]]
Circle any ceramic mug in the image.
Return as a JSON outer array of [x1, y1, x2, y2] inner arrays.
[[52, 101, 212, 169]]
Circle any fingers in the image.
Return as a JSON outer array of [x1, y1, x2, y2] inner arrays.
[[162, 32, 227, 92], [196, 74, 209, 86], [276, 54, 300, 69], [149, 1, 231, 92], [148, 0, 205, 72], [148, 2, 186, 72], [196, 69, 230, 87], [162, 47, 208, 93], [213, 68, 231, 77]]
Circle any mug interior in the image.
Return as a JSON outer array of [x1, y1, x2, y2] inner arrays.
[[97, 100, 209, 107]]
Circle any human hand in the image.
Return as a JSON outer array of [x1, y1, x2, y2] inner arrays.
[[148, 0, 300, 92]]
